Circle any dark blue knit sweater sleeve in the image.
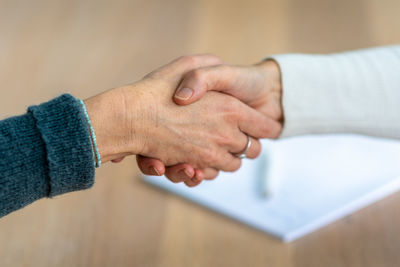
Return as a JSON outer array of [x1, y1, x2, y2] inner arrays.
[[0, 94, 95, 217]]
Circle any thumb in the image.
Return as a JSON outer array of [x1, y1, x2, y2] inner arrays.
[[146, 54, 223, 84], [174, 65, 249, 105]]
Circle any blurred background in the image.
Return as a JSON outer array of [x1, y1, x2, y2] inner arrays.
[[0, 0, 400, 266]]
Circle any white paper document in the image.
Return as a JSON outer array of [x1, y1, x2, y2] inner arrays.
[[144, 135, 400, 242]]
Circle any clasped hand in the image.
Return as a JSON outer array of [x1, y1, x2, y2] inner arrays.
[[85, 54, 283, 187]]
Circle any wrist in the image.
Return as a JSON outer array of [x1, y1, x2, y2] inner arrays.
[[255, 59, 284, 123], [259, 60, 282, 92], [84, 86, 145, 163]]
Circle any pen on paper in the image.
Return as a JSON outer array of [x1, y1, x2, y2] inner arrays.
[[262, 143, 281, 198]]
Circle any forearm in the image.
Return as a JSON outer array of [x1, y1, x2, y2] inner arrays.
[[0, 94, 95, 217], [271, 45, 400, 138]]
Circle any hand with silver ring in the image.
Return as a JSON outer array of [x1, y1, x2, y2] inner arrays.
[[136, 58, 283, 187]]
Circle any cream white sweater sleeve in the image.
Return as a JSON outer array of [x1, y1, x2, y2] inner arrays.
[[270, 45, 400, 139]]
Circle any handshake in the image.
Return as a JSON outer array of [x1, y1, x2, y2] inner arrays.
[[85, 54, 283, 187]]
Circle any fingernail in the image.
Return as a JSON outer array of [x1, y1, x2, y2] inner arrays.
[[151, 166, 161, 176], [174, 87, 193, 100], [178, 169, 192, 179], [184, 169, 194, 178]]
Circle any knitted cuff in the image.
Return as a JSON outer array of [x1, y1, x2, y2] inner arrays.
[[28, 94, 95, 197]]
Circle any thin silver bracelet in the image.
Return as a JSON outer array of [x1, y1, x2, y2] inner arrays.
[[78, 99, 102, 168]]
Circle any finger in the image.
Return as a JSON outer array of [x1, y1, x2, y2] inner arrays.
[[222, 122, 263, 158], [236, 101, 282, 139], [136, 155, 165, 176], [111, 157, 125, 163], [233, 137, 262, 159], [184, 178, 202, 187], [174, 64, 249, 105], [193, 169, 205, 181], [147, 54, 224, 82], [201, 168, 219, 180], [164, 164, 195, 183], [246, 138, 262, 159], [183, 169, 203, 187], [211, 152, 242, 172]]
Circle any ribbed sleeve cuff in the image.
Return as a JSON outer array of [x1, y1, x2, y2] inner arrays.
[[28, 94, 95, 197]]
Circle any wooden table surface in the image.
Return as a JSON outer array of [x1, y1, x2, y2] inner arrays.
[[1, 0, 400, 266]]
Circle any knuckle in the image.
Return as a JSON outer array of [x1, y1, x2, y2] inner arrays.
[[264, 122, 282, 139], [178, 55, 196, 66], [222, 100, 241, 120], [215, 134, 234, 147], [188, 69, 206, 82], [204, 53, 224, 64], [201, 148, 218, 167]]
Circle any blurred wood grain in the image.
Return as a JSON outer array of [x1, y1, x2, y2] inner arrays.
[[0, 0, 399, 266]]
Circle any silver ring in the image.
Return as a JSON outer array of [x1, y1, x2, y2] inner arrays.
[[235, 135, 251, 159]]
